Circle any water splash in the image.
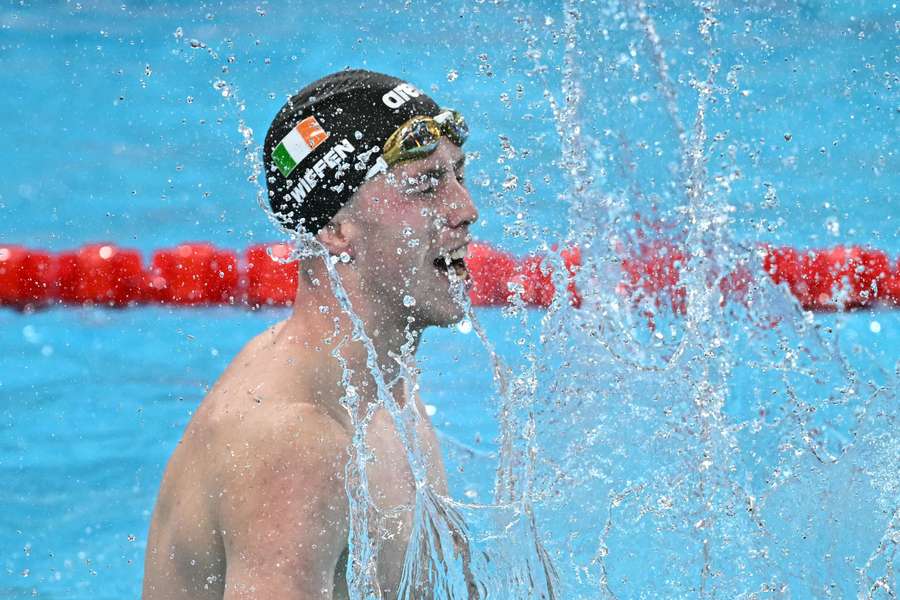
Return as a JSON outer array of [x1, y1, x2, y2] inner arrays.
[[182, 2, 898, 595], [503, 1, 899, 597]]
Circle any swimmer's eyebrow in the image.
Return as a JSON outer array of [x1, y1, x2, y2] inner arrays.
[[424, 156, 465, 177], [422, 166, 446, 180]]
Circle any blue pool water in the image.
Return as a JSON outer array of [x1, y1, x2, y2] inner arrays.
[[1, 1, 898, 598]]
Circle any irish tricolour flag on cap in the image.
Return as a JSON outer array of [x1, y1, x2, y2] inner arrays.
[[273, 116, 330, 177]]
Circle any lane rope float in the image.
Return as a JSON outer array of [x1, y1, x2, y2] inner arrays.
[[1, 242, 898, 311]]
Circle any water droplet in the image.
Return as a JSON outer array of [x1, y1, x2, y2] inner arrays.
[[762, 183, 778, 209], [212, 80, 230, 97], [824, 216, 840, 237], [22, 325, 39, 344], [339, 252, 351, 263], [783, 132, 792, 141], [457, 319, 473, 334], [403, 295, 416, 307], [446, 69, 459, 82], [869, 321, 881, 334], [255, 6, 266, 16]]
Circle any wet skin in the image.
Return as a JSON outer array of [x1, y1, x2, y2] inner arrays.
[[143, 139, 478, 599]]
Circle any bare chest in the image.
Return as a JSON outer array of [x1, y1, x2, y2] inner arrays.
[[363, 406, 447, 596]]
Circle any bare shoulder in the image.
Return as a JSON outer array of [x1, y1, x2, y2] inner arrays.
[[216, 401, 351, 504], [146, 320, 355, 598], [211, 319, 289, 387], [213, 402, 352, 598], [198, 318, 351, 497]]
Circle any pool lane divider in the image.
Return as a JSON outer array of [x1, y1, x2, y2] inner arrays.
[[0, 242, 898, 312]]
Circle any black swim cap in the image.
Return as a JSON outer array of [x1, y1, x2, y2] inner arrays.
[[263, 69, 441, 234]]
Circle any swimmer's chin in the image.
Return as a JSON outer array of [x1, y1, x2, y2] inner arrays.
[[431, 316, 465, 329], [429, 305, 468, 329], [407, 301, 467, 329]]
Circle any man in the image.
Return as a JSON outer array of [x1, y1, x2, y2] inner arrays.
[[142, 69, 478, 599]]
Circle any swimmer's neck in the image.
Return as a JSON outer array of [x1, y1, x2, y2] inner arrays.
[[286, 256, 424, 392]]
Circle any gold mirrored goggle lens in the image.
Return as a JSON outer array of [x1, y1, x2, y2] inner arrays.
[[434, 110, 468, 146], [382, 110, 468, 167]]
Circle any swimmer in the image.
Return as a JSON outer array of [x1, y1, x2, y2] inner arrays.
[[142, 69, 478, 599]]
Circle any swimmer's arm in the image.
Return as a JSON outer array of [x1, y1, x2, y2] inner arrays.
[[219, 408, 350, 599]]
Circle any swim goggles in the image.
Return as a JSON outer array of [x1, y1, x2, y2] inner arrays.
[[365, 109, 468, 180]]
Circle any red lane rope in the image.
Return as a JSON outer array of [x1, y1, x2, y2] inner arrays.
[[1, 242, 898, 311]]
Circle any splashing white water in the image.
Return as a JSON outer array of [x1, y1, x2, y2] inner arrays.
[[183, 2, 898, 595]]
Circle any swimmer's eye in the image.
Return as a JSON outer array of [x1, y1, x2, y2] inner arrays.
[[412, 171, 442, 196], [412, 163, 465, 196], [451, 157, 467, 187], [419, 175, 440, 195]]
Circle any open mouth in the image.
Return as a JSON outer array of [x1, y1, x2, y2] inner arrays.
[[433, 246, 469, 281]]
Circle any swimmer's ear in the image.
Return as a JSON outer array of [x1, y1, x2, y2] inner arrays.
[[316, 216, 358, 260]]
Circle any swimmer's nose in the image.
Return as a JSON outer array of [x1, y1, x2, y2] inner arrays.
[[444, 176, 479, 230]]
